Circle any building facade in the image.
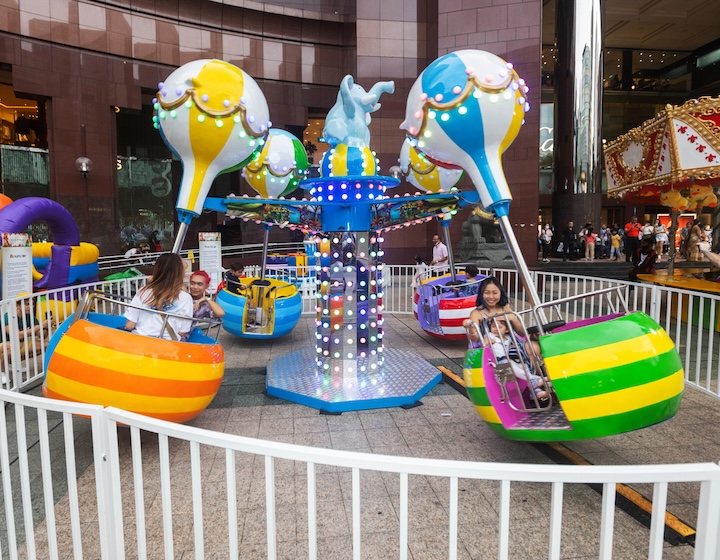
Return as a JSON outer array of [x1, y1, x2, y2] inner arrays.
[[0, 0, 718, 261]]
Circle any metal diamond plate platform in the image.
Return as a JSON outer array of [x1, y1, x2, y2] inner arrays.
[[511, 405, 571, 430], [267, 347, 441, 413]]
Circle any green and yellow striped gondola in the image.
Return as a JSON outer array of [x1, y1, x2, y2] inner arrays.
[[464, 311, 684, 441]]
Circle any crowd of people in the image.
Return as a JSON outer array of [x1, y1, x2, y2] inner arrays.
[[540, 217, 714, 267]]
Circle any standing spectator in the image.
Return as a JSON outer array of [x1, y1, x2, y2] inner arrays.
[[687, 219, 706, 262], [704, 225, 713, 249], [584, 227, 597, 261], [615, 223, 626, 255], [561, 221, 578, 261], [610, 229, 623, 261], [680, 222, 690, 257], [578, 223, 591, 257], [148, 230, 162, 252], [642, 220, 654, 240], [541, 223, 553, 262], [623, 216, 642, 262], [411, 255, 429, 293], [430, 234, 449, 275], [654, 219, 668, 260], [597, 224, 610, 259]]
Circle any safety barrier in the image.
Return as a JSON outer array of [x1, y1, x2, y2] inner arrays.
[[6, 265, 720, 399], [3, 264, 720, 558], [1, 389, 719, 559]]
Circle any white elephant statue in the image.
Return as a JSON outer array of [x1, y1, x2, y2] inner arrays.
[[322, 75, 395, 148]]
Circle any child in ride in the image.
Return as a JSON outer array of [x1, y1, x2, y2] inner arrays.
[[487, 318, 548, 400]]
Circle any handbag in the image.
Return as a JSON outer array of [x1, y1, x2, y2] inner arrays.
[[556, 242, 564, 252]]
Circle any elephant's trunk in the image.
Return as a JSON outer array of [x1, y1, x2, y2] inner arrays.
[[368, 81, 395, 99]]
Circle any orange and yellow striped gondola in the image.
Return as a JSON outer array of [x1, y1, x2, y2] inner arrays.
[[43, 312, 224, 423]]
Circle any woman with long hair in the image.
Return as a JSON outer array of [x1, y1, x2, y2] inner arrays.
[[124, 253, 194, 339], [462, 276, 545, 398], [687, 218, 706, 262], [463, 277, 522, 338]]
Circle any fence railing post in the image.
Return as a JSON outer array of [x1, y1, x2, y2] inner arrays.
[[648, 284, 661, 323], [694, 466, 720, 559], [92, 407, 124, 559]]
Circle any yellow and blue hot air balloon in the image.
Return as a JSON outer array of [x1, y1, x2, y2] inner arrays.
[[403, 51, 684, 440], [398, 138, 464, 193], [154, 59, 270, 250]]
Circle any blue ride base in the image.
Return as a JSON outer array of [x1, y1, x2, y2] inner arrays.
[[267, 347, 441, 413]]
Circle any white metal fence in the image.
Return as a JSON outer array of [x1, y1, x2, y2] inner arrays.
[[1, 390, 719, 559], [7, 265, 720, 399], [2, 264, 720, 557]]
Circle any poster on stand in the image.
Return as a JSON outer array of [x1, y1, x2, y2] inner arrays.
[[199, 232, 222, 292], [1, 233, 33, 300]]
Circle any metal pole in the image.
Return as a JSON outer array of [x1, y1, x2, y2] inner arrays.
[[260, 226, 270, 281], [498, 215, 548, 323], [667, 209, 678, 276], [441, 220, 456, 282], [171, 222, 189, 254]]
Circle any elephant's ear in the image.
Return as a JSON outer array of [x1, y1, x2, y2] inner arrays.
[[340, 75, 356, 118]]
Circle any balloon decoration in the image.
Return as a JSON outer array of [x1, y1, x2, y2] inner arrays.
[[401, 49, 529, 217], [154, 59, 271, 224], [319, 144, 378, 177], [242, 129, 309, 198], [398, 138, 463, 193]]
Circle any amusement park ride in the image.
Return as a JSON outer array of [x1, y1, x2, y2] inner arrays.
[[42, 52, 685, 439]]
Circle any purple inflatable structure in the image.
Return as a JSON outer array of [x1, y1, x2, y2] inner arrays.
[[0, 197, 98, 289]]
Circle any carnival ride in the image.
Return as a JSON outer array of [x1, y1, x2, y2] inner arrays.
[[198, 69, 482, 411], [412, 271, 485, 340], [42, 52, 686, 431], [604, 96, 720, 275], [43, 291, 224, 423], [398, 49, 685, 440], [604, 95, 720, 336]]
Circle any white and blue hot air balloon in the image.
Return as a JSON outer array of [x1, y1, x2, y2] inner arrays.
[[400, 49, 529, 217]]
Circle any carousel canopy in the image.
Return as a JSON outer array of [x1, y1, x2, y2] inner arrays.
[[604, 96, 720, 210]]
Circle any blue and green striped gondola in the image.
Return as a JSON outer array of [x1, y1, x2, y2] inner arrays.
[[216, 277, 302, 339], [463, 311, 684, 441]]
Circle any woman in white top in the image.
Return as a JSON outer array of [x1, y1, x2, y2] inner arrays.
[[124, 253, 194, 340], [411, 255, 429, 293], [642, 221, 655, 239], [654, 219, 668, 259]]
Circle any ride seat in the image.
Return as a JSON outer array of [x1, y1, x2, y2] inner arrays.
[[525, 320, 567, 337], [241, 282, 277, 334]]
